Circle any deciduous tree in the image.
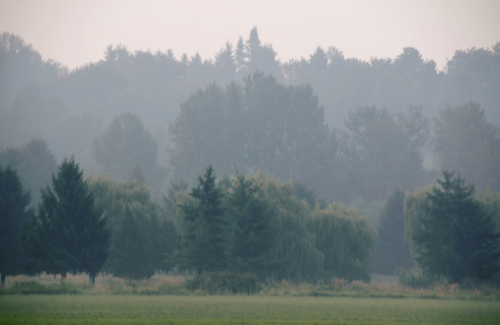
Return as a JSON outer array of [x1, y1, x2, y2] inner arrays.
[[371, 190, 414, 275]]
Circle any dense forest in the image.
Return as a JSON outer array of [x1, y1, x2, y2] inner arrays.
[[1, 28, 500, 285]]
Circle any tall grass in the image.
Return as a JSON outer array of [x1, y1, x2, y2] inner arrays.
[[1, 272, 499, 300]]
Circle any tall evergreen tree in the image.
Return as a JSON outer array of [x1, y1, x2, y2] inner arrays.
[[235, 36, 247, 73], [214, 42, 237, 85], [179, 165, 228, 273], [229, 175, 276, 277], [413, 171, 500, 282], [23, 157, 110, 283], [0, 166, 33, 286]]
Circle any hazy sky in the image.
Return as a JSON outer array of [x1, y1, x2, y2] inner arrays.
[[1, 0, 499, 70]]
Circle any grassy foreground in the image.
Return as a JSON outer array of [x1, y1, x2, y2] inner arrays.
[[2, 273, 500, 300], [1, 295, 500, 324]]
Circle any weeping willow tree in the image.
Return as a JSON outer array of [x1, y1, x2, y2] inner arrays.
[[85, 175, 178, 277], [372, 190, 414, 275], [175, 173, 324, 281], [403, 185, 434, 257], [174, 170, 379, 282], [479, 190, 500, 234], [477, 190, 500, 278], [308, 203, 375, 282], [261, 177, 324, 281]]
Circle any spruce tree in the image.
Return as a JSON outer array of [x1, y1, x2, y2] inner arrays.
[[0, 166, 33, 286], [24, 157, 110, 283], [229, 175, 276, 277], [180, 165, 228, 273], [414, 171, 500, 282]]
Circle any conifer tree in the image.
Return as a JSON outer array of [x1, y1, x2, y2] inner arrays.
[[0, 166, 33, 286], [235, 36, 247, 72], [179, 165, 228, 273], [23, 157, 110, 283], [413, 171, 500, 282], [229, 175, 276, 277]]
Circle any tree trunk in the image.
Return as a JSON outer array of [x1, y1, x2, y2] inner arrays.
[[89, 273, 95, 284], [1, 273, 5, 287], [61, 272, 67, 283]]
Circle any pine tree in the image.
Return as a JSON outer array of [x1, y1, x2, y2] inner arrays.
[[413, 171, 500, 282], [0, 166, 33, 286], [215, 42, 236, 85], [229, 175, 276, 277], [23, 157, 110, 283], [180, 165, 228, 273]]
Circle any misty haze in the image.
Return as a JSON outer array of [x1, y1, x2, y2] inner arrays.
[[1, 2, 500, 324]]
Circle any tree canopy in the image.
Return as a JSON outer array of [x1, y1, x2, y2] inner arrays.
[[175, 167, 375, 282], [433, 102, 500, 192], [85, 175, 178, 279], [0, 139, 57, 207], [93, 112, 165, 188]]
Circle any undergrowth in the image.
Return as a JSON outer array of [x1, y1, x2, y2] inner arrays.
[[1, 273, 499, 300]]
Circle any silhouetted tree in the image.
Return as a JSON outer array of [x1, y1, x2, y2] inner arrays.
[[0, 166, 33, 286], [178, 166, 228, 273], [229, 175, 276, 277], [23, 158, 110, 283], [413, 171, 500, 282]]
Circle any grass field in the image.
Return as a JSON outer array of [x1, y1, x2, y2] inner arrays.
[[1, 295, 500, 324]]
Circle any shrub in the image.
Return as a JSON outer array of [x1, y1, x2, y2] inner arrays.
[[3, 281, 82, 294], [397, 266, 445, 289], [186, 272, 260, 294]]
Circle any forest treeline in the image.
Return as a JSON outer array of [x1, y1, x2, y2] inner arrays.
[[1, 161, 376, 284], [1, 29, 500, 201], [1, 161, 499, 287], [1, 28, 500, 286]]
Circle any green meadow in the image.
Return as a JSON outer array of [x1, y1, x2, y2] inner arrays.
[[1, 295, 499, 325]]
